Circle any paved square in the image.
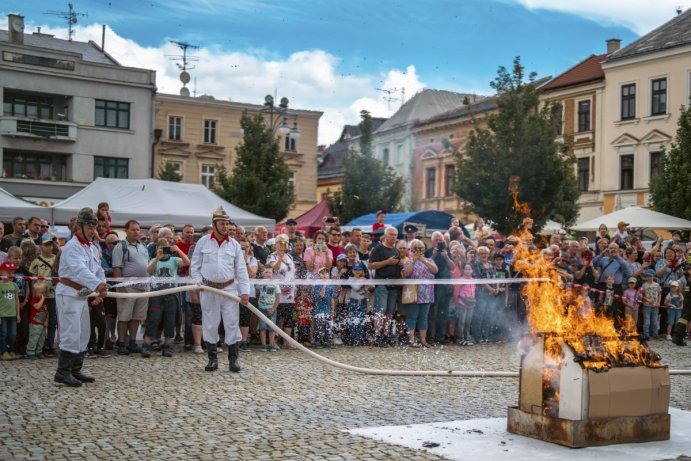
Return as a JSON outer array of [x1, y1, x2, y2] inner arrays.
[[1, 340, 689, 460]]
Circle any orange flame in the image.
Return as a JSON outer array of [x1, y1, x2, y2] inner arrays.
[[508, 180, 661, 371]]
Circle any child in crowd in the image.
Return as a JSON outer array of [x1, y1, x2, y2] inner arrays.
[[29, 239, 57, 357], [257, 268, 280, 352], [664, 280, 684, 341], [7, 247, 30, 356], [347, 262, 370, 345], [141, 238, 190, 358], [576, 284, 593, 318], [622, 277, 642, 332], [598, 274, 617, 319], [641, 269, 662, 341], [455, 263, 476, 346], [332, 254, 347, 279], [0, 261, 21, 361], [294, 286, 314, 346], [313, 267, 336, 348], [25, 281, 48, 359]]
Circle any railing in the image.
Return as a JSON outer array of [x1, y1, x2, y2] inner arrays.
[[16, 119, 69, 137]]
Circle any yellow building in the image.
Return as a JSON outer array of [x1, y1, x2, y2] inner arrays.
[[153, 93, 322, 216]]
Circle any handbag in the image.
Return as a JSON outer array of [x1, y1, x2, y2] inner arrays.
[[402, 283, 418, 304]]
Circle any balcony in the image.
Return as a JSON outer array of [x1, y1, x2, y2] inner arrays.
[[0, 116, 77, 141]]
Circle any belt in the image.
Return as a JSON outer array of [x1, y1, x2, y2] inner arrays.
[[59, 277, 85, 291], [204, 279, 235, 289]]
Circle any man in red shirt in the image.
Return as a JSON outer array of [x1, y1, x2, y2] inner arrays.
[[327, 226, 345, 260]]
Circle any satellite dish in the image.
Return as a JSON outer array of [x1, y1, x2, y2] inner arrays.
[[180, 87, 190, 97], [180, 71, 191, 84]]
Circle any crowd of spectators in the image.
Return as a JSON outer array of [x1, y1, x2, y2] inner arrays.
[[1, 209, 690, 361]]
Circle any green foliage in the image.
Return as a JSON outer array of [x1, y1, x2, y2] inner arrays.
[[157, 162, 182, 182], [453, 56, 580, 235], [326, 110, 404, 224], [213, 112, 295, 222], [649, 103, 691, 221]]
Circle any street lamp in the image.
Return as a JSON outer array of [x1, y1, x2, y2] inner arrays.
[[262, 94, 300, 140]]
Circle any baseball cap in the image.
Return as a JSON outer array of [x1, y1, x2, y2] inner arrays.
[[286, 218, 298, 225], [404, 224, 418, 234], [628, 277, 638, 284], [376, 209, 387, 216], [353, 262, 365, 271], [670, 280, 679, 287], [617, 221, 629, 228], [644, 269, 656, 277], [337, 254, 347, 261], [40, 234, 53, 244], [266, 238, 276, 247], [0, 261, 17, 271]]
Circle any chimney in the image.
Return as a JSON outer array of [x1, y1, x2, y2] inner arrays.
[[8, 14, 24, 44], [607, 38, 621, 55]]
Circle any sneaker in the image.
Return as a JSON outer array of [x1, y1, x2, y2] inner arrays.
[[45, 348, 57, 357], [184, 343, 193, 351], [94, 349, 109, 358], [268, 345, 277, 352], [666, 335, 673, 341], [9, 352, 23, 360], [36, 353, 45, 359], [127, 342, 141, 353], [25, 354, 37, 360], [174, 335, 183, 344], [240, 341, 250, 352], [150, 341, 161, 351], [105, 340, 114, 351], [193, 346, 204, 354], [1, 352, 12, 361], [162, 345, 173, 357], [259, 345, 268, 352], [140, 344, 151, 358], [333, 336, 343, 346], [117, 343, 129, 355], [466, 341, 475, 346], [86, 349, 98, 359]]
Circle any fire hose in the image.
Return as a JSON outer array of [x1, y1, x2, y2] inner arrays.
[[90, 285, 691, 377]]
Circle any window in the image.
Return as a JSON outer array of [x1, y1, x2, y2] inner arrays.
[[201, 164, 216, 188], [2, 151, 66, 181], [95, 100, 130, 129], [577, 157, 590, 192], [426, 167, 436, 198], [396, 144, 404, 164], [553, 104, 563, 136], [203, 120, 217, 144], [620, 155, 634, 190], [650, 151, 662, 179], [577, 100, 590, 132], [620, 84, 636, 120], [3, 93, 53, 119], [168, 116, 182, 141], [444, 164, 455, 196], [284, 135, 296, 151], [651, 78, 667, 116], [382, 147, 389, 165], [168, 161, 182, 177], [94, 156, 128, 179]]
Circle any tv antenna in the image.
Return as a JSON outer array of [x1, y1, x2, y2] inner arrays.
[[167, 40, 199, 97], [44, 2, 88, 41], [375, 87, 400, 113]]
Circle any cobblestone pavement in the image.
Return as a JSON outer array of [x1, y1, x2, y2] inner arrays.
[[1, 339, 689, 461]]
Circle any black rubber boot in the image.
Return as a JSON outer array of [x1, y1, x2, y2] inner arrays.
[[205, 343, 218, 371], [71, 352, 95, 383], [228, 342, 241, 373], [54, 350, 82, 387]]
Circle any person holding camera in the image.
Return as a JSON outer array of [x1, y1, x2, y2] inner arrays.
[[368, 226, 402, 346], [592, 242, 633, 291], [425, 231, 455, 344], [304, 230, 333, 279], [141, 238, 190, 358]]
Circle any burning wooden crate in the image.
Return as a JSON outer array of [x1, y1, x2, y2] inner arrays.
[[507, 335, 670, 448]]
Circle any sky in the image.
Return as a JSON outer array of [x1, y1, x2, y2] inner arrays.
[[2, 0, 691, 145]]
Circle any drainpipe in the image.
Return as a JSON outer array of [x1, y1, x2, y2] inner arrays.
[[152, 128, 162, 178]]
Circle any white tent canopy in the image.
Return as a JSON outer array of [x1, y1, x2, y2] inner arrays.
[[0, 186, 52, 222], [571, 206, 691, 231], [50, 178, 275, 230]]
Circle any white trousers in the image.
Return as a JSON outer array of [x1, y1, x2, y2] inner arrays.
[[56, 294, 90, 354], [201, 291, 241, 345]]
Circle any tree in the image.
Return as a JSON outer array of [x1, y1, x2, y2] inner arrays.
[[326, 110, 404, 224], [157, 162, 182, 182], [649, 103, 691, 221], [453, 56, 579, 235], [213, 112, 295, 221]]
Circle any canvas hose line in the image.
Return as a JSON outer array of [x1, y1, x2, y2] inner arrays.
[[88, 285, 691, 377]]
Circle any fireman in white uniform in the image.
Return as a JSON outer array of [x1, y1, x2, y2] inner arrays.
[[54, 208, 107, 387], [190, 206, 250, 372]]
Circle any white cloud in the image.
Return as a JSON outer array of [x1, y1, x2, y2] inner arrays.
[[21, 22, 428, 146], [512, 0, 691, 35]]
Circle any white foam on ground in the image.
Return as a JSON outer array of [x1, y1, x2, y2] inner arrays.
[[349, 408, 691, 461]]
